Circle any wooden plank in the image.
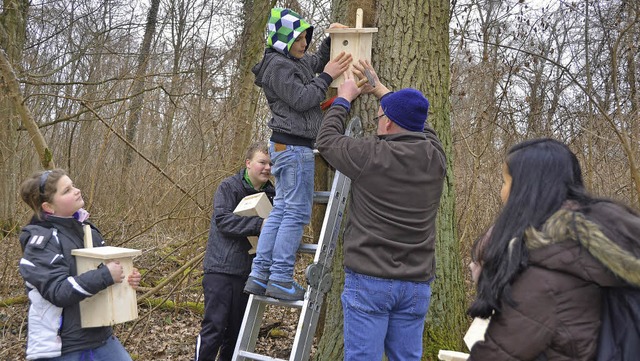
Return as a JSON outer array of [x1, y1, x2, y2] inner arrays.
[[438, 350, 470, 361], [72, 246, 142, 259], [464, 317, 489, 350]]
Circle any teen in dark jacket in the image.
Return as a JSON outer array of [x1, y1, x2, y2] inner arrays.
[[468, 139, 640, 361], [195, 142, 275, 361]]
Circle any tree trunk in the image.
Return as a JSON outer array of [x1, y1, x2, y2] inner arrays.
[[316, 1, 466, 360], [123, 0, 160, 169], [0, 0, 33, 234], [158, 0, 188, 168], [226, 0, 277, 169], [314, 2, 365, 359], [0, 49, 54, 170]]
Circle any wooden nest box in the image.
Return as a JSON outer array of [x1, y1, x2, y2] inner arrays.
[[233, 192, 273, 254], [325, 8, 378, 87], [71, 225, 142, 328]]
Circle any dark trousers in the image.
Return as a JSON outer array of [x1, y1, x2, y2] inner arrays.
[[195, 273, 249, 361]]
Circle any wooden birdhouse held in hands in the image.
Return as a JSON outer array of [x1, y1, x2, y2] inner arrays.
[[234, 192, 273, 254], [325, 8, 378, 87], [71, 225, 142, 328]]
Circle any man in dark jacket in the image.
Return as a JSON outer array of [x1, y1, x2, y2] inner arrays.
[[195, 142, 275, 361], [316, 64, 447, 360]]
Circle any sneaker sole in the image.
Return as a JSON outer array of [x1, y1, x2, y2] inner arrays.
[[244, 280, 267, 296], [265, 291, 304, 301], [265, 285, 305, 301]]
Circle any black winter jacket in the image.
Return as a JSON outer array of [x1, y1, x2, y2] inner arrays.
[[203, 169, 275, 276], [19, 215, 115, 359], [252, 37, 332, 145]]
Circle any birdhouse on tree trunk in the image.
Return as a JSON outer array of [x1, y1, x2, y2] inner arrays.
[[325, 8, 378, 87], [71, 225, 142, 328]]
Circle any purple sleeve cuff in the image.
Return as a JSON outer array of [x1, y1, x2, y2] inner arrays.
[[380, 91, 393, 101], [332, 97, 351, 112]]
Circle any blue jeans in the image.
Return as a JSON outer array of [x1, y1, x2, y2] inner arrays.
[[41, 336, 131, 361], [250, 143, 314, 282], [342, 268, 432, 361]]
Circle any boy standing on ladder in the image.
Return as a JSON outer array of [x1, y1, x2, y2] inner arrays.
[[243, 7, 352, 301], [195, 142, 275, 361]]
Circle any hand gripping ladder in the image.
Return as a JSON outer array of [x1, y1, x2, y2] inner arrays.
[[232, 117, 363, 361]]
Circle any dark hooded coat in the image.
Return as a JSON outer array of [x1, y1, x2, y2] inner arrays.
[[469, 201, 640, 361]]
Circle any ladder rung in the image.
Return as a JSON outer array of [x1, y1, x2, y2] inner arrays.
[[237, 350, 287, 361], [298, 243, 318, 254], [252, 294, 304, 308], [313, 191, 330, 204]]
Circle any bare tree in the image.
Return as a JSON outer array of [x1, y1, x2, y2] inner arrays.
[[225, 0, 277, 168], [124, 0, 161, 169], [315, 1, 466, 359], [0, 0, 30, 234]]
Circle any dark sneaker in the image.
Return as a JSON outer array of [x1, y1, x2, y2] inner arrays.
[[265, 280, 306, 301], [244, 276, 268, 296]]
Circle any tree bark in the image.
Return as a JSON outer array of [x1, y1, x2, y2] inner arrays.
[[0, 0, 30, 234], [158, 0, 188, 168], [0, 49, 54, 170], [316, 1, 466, 360], [313, 3, 362, 359], [123, 0, 160, 169], [226, 0, 277, 169]]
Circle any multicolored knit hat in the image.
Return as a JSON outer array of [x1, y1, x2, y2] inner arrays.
[[267, 8, 313, 56]]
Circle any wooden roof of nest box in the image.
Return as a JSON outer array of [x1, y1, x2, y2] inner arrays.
[[325, 8, 378, 88]]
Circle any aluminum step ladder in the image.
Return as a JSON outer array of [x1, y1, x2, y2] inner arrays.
[[232, 117, 363, 361]]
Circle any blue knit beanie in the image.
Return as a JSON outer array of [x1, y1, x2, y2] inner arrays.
[[380, 88, 430, 132]]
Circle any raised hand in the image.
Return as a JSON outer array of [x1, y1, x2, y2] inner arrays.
[[337, 71, 362, 103], [324, 51, 353, 79], [328, 22, 348, 29], [353, 59, 389, 98]]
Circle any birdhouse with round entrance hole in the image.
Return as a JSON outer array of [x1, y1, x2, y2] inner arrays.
[[325, 8, 378, 87]]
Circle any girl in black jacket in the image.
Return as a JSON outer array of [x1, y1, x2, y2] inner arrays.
[[19, 169, 140, 360]]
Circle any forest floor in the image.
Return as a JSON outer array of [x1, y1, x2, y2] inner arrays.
[[1, 227, 474, 360], [2, 301, 310, 360], [0, 236, 316, 361]]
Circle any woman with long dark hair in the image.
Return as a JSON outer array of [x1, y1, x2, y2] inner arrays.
[[468, 138, 640, 360]]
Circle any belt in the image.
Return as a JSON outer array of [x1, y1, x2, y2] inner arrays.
[[273, 142, 287, 152]]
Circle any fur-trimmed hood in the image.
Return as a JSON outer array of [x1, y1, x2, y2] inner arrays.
[[525, 202, 640, 288]]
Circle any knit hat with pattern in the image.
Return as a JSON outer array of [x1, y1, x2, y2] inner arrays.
[[267, 8, 313, 56]]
